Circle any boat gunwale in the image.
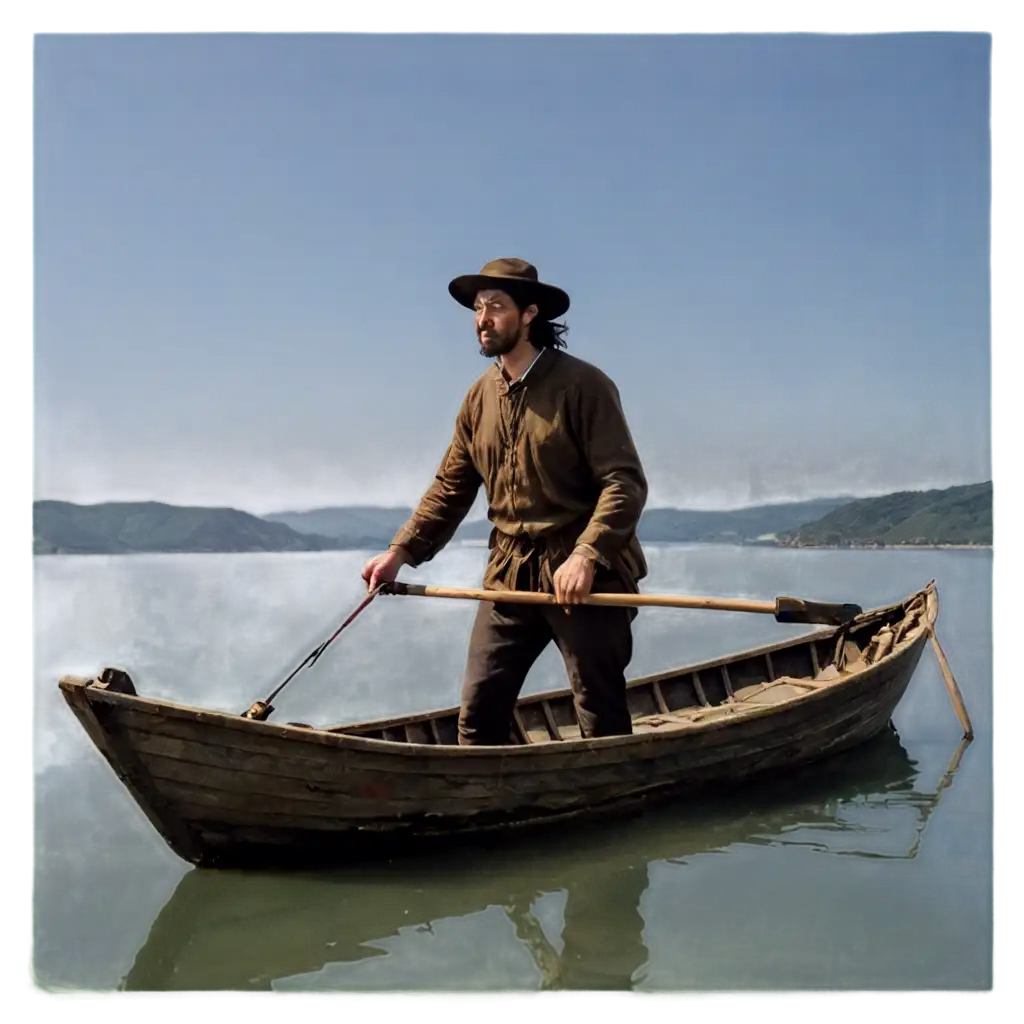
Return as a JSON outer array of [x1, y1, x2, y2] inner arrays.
[[58, 585, 934, 761]]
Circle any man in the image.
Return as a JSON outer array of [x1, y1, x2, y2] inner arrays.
[[362, 257, 648, 745]]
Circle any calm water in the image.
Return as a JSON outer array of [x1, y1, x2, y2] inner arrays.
[[33, 544, 992, 991]]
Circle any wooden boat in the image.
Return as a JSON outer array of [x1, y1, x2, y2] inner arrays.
[[123, 725, 965, 991], [58, 582, 939, 869]]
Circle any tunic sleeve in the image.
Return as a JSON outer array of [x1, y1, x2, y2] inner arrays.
[[570, 371, 648, 564], [389, 395, 482, 566]]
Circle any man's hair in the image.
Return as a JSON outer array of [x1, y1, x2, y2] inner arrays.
[[527, 317, 569, 350], [506, 290, 569, 350]]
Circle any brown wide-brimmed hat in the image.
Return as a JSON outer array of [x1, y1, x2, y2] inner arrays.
[[448, 258, 570, 321]]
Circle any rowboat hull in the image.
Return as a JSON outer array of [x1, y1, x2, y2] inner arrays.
[[58, 583, 937, 868], [125, 725, 952, 991]]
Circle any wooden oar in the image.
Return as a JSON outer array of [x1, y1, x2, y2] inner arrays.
[[927, 627, 974, 740], [381, 583, 863, 626]]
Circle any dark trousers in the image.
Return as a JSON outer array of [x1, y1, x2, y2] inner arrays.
[[457, 595, 635, 745]]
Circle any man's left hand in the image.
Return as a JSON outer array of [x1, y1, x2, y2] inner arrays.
[[553, 552, 596, 605]]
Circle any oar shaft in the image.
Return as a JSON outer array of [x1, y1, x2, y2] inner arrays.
[[385, 585, 761, 614], [928, 629, 974, 741], [383, 583, 863, 625], [387, 583, 777, 615]]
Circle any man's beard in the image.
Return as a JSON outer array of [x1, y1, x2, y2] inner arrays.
[[477, 322, 520, 358]]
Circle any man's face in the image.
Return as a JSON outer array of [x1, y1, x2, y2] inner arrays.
[[473, 289, 535, 357]]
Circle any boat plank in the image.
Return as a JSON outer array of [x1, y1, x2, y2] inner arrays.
[[138, 750, 492, 808], [165, 696, 904, 838], [103, 653, 919, 783], [61, 685, 203, 863], [158, 778, 664, 825], [129, 732, 515, 801], [115, 696, 790, 776], [114, 658, 918, 810], [151, 772, 420, 819], [169, 796, 410, 833], [130, 716, 734, 795]]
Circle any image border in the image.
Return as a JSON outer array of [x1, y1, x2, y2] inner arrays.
[[4, 4, 1019, 1019]]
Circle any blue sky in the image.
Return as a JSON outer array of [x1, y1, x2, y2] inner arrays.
[[33, 31, 992, 512]]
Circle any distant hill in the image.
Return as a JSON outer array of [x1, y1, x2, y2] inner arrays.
[[34, 484, 992, 554], [264, 507, 499, 545], [636, 498, 851, 543], [778, 482, 992, 547], [263, 507, 415, 547], [263, 497, 853, 547], [33, 501, 337, 555]]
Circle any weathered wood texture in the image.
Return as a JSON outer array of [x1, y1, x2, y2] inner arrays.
[[58, 584, 935, 867]]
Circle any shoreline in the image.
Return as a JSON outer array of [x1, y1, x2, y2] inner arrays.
[[33, 541, 993, 557], [773, 543, 992, 551]]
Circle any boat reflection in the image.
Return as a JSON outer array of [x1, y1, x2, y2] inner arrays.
[[122, 725, 969, 991]]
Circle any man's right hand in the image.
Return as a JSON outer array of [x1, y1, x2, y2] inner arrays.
[[361, 548, 409, 591]]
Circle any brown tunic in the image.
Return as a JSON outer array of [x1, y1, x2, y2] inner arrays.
[[390, 348, 648, 593]]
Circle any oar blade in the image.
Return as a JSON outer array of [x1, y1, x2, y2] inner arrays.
[[774, 597, 863, 626]]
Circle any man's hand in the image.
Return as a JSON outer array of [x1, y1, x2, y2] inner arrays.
[[553, 551, 596, 605], [361, 549, 408, 592]]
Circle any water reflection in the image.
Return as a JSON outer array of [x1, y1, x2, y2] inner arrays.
[[501, 865, 647, 990], [121, 725, 969, 991]]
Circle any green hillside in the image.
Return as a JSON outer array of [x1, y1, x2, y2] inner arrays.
[[779, 482, 992, 547], [34, 501, 336, 554]]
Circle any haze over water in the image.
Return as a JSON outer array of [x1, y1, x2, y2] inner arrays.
[[33, 544, 991, 991]]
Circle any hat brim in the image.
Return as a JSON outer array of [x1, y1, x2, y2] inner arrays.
[[448, 274, 570, 321]]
